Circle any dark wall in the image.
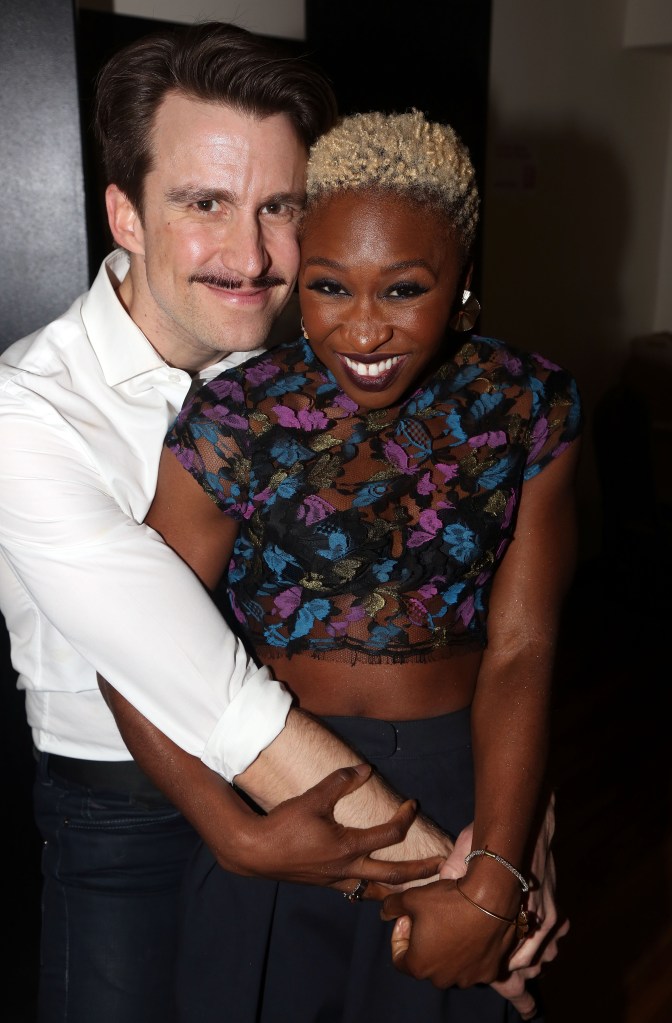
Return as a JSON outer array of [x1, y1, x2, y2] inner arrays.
[[1, 2, 88, 1015], [305, 0, 492, 282], [0, 0, 88, 351], [306, 0, 490, 174]]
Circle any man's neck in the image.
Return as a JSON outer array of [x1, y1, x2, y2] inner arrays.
[[115, 262, 220, 375]]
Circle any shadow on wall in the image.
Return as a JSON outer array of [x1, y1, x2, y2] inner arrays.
[[480, 115, 633, 558], [2, 614, 40, 1023], [483, 122, 672, 1023]]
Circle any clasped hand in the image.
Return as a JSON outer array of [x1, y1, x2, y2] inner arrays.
[[381, 810, 570, 1021]]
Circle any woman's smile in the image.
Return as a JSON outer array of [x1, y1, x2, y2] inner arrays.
[[338, 352, 407, 390], [299, 190, 464, 409]]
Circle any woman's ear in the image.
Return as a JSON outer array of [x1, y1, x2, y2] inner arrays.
[[449, 263, 481, 333], [105, 184, 145, 255]]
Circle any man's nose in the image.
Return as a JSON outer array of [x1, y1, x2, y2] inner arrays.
[[218, 215, 269, 281]]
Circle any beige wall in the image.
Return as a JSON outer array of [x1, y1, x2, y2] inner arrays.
[[78, 0, 305, 40], [482, 0, 672, 554]]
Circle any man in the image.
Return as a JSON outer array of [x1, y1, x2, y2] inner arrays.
[[0, 22, 456, 1023], [0, 21, 560, 1023]]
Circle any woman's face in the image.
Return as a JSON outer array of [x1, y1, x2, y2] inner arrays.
[[299, 190, 465, 410]]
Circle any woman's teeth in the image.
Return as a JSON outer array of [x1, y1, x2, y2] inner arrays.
[[342, 355, 402, 378]]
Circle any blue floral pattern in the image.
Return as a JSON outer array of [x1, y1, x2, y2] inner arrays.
[[167, 336, 581, 662]]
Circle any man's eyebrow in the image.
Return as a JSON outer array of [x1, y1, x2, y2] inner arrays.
[[164, 187, 306, 208], [165, 186, 238, 205], [262, 191, 306, 208]]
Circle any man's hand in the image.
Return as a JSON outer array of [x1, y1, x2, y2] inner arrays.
[[490, 797, 570, 1019]]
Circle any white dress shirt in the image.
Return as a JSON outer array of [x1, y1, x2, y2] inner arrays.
[[0, 250, 292, 781]]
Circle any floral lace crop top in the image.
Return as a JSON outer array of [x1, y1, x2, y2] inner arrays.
[[166, 335, 581, 663]]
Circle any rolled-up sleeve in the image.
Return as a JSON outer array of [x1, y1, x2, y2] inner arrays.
[[0, 400, 292, 780]]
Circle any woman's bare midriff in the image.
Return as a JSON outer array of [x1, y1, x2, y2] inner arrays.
[[264, 648, 483, 720]]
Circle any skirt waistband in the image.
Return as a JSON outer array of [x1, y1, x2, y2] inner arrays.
[[321, 707, 471, 760]]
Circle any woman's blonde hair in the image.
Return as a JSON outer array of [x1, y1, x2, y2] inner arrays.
[[305, 109, 480, 253]]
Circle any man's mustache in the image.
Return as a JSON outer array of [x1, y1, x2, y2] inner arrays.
[[189, 272, 287, 290]]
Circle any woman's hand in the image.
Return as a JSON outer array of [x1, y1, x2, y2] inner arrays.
[[384, 801, 570, 1015], [382, 878, 518, 989]]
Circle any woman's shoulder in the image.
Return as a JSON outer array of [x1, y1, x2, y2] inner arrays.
[[461, 335, 582, 476], [465, 334, 578, 387], [214, 336, 309, 391], [180, 337, 310, 420]]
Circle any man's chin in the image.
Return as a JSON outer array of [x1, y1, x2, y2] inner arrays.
[[210, 316, 279, 357]]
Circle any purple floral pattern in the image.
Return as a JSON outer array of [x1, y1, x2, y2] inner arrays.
[[167, 336, 581, 662]]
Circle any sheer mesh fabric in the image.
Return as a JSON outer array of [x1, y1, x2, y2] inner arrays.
[[167, 336, 581, 663]]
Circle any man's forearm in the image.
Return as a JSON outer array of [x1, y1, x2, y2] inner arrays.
[[101, 678, 449, 886], [238, 707, 452, 861]]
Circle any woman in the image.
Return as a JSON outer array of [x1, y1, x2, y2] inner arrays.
[[148, 110, 581, 1021]]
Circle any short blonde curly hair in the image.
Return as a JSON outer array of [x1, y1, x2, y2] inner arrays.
[[305, 109, 480, 253]]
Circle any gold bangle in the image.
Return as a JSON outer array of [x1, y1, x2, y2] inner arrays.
[[455, 880, 529, 939], [455, 880, 516, 926]]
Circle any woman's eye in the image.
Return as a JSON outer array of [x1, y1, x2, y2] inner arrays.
[[387, 282, 428, 299], [306, 278, 350, 296]]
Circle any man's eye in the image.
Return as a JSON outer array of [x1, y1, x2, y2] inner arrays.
[[261, 202, 297, 221], [306, 278, 349, 296], [194, 199, 221, 213], [387, 282, 428, 299]]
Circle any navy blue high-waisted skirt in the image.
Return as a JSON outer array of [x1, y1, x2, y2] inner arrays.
[[176, 708, 534, 1023]]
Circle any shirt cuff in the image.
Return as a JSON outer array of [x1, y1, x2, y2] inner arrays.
[[201, 666, 293, 782]]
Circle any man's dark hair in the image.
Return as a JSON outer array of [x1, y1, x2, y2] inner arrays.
[[94, 21, 338, 213]]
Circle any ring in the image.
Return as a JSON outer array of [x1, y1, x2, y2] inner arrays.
[[344, 879, 369, 903]]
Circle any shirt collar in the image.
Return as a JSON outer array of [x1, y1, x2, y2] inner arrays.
[[82, 250, 265, 387]]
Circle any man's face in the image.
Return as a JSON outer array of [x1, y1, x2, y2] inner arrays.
[[117, 93, 307, 370]]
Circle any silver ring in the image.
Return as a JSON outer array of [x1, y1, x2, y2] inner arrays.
[[344, 879, 369, 903]]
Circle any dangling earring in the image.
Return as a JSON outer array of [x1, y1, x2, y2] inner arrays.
[[301, 317, 310, 341], [449, 289, 481, 332]]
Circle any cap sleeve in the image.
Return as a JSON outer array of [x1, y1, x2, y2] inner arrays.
[[165, 373, 251, 519], [523, 353, 582, 480]]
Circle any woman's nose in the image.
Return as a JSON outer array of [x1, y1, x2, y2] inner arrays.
[[342, 316, 393, 350]]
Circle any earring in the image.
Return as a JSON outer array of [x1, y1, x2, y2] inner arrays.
[[301, 317, 310, 341], [449, 289, 481, 332]]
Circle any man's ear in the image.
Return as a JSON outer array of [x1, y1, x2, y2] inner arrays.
[[105, 184, 145, 255]]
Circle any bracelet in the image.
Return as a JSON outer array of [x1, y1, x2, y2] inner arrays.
[[455, 881, 529, 940], [343, 879, 368, 903], [464, 849, 529, 892]]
